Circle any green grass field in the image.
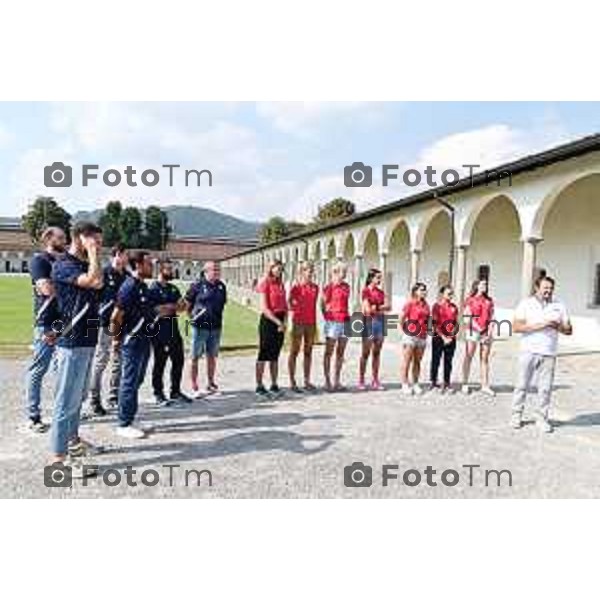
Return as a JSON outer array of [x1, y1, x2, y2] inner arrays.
[[0, 275, 258, 353]]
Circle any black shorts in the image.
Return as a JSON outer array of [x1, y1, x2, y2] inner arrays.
[[258, 313, 285, 362]]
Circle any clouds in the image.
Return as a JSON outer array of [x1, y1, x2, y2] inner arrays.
[[2, 102, 578, 223]]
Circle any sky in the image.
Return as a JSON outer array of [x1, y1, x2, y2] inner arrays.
[[0, 101, 599, 222]]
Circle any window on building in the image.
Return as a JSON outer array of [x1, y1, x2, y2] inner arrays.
[[477, 264, 490, 282], [594, 264, 600, 306]]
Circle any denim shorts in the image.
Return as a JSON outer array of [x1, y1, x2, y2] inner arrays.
[[191, 326, 222, 358], [323, 320, 347, 340], [402, 334, 427, 349]]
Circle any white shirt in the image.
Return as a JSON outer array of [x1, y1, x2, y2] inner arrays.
[[514, 295, 569, 356]]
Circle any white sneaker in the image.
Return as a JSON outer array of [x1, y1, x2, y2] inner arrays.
[[510, 413, 523, 429], [401, 384, 413, 396], [461, 384, 470, 395], [193, 389, 206, 400], [481, 386, 496, 397], [63, 457, 99, 479], [116, 425, 146, 439], [412, 384, 424, 396], [537, 418, 554, 434]]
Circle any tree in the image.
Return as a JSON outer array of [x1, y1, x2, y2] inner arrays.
[[143, 206, 170, 250], [259, 216, 298, 244], [98, 200, 123, 247], [315, 197, 356, 224], [120, 206, 143, 248], [22, 196, 72, 243]]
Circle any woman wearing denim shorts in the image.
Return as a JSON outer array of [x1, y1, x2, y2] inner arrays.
[[400, 282, 430, 395], [321, 261, 351, 392], [358, 268, 390, 391]]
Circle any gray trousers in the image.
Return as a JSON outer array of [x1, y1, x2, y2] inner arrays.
[[512, 352, 557, 420], [88, 327, 122, 404]]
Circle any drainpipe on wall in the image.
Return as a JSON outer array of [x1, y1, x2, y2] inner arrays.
[[434, 192, 455, 284]]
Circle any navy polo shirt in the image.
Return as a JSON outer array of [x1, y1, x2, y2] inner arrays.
[[98, 265, 127, 327], [116, 276, 157, 340], [148, 281, 182, 343], [30, 251, 61, 331], [51, 253, 100, 348], [185, 278, 227, 330]]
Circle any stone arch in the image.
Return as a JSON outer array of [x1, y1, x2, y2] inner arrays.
[[420, 209, 453, 291], [387, 220, 411, 308], [458, 193, 522, 247]]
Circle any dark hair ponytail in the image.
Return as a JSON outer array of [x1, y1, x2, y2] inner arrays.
[[365, 268, 381, 287]]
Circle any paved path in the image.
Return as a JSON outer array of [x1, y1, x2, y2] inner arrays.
[[2, 338, 600, 498]]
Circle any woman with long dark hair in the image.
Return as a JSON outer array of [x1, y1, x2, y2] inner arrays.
[[255, 259, 288, 397], [358, 267, 390, 390], [400, 282, 430, 395], [430, 284, 459, 393], [461, 278, 495, 396]]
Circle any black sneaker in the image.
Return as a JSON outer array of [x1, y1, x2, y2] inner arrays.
[[106, 397, 118, 410], [28, 418, 49, 434], [89, 403, 107, 417], [154, 393, 175, 407], [269, 384, 283, 397], [255, 384, 270, 398], [290, 385, 304, 394], [171, 391, 193, 404]]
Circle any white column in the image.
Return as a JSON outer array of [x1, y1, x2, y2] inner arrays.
[[410, 249, 421, 290], [354, 254, 364, 309], [521, 238, 541, 298], [454, 245, 468, 305]]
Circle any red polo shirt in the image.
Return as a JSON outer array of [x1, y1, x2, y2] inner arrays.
[[362, 285, 385, 317], [289, 281, 319, 325], [257, 276, 288, 314], [464, 294, 494, 333], [402, 298, 430, 338], [432, 300, 459, 337], [323, 281, 350, 322]]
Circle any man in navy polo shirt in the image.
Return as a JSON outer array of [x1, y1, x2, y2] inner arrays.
[[25, 226, 66, 433], [87, 243, 129, 416], [185, 261, 227, 398], [49, 222, 103, 474], [110, 250, 157, 439], [149, 258, 191, 406]]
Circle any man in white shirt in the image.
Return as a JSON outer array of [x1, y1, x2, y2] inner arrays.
[[511, 275, 572, 433]]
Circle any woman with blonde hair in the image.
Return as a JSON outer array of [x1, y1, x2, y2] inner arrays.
[[255, 259, 288, 397], [321, 261, 351, 392], [288, 261, 319, 392]]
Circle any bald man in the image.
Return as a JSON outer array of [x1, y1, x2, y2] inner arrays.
[[185, 261, 227, 397], [25, 226, 67, 432]]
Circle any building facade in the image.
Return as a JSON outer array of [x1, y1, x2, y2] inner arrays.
[[221, 134, 600, 349], [0, 217, 256, 280]]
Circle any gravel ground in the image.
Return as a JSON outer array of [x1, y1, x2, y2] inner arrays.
[[1, 337, 600, 498]]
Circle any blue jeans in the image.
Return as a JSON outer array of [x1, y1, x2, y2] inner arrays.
[[50, 346, 95, 456], [118, 337, 151, 427], [25, 326, 56, 421]]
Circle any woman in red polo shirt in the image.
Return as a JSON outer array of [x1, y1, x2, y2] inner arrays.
[[430, 284, 459, 393], [358, 268, 390, 390], [288, 261, 319, 393], [400, 282, 430, 395], [321, 261, 351, 392], [461, 279, 495, 396], [255, 259, 288, 397]]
